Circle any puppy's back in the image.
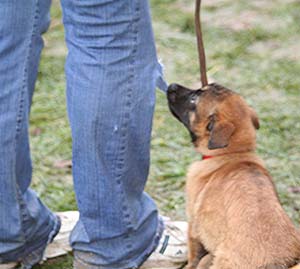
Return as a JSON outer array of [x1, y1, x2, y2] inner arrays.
[[190, 157, 300, 268]]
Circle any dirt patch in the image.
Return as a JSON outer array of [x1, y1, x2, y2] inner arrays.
[[174, 0, 287, 32], [249, 38, 300, 61], [203, 9, 285, 32]]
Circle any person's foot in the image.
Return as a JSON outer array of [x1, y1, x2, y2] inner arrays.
[[73, 219, 188, 269], [0, 211, 78, 269], [140, 219, 188, 269]]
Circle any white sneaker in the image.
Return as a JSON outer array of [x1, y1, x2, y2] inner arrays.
[[140, 220, 188, 269]]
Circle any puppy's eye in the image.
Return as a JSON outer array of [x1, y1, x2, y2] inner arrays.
[[207, 121, 214, 131]]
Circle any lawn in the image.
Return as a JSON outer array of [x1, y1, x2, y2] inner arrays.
[[30, 0, 300, 268]]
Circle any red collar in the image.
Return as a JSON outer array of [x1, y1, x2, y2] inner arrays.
[[202, 155, 213, 160]]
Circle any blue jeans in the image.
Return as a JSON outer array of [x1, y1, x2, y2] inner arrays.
[[0, 0, 166, 268]]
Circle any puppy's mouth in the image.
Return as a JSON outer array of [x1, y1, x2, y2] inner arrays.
[[167, 83, 203, 142]]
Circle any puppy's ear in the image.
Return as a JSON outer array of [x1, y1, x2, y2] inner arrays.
[[208, 119, 235, 150], [249, 107, 260, 130]]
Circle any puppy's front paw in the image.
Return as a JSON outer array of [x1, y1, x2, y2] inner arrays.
[[197, 254, 213, 269], [186, 262, 198, 269]]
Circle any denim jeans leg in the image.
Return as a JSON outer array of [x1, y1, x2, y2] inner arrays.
[[60, 0, 167, 268], [0, 0, 59, 263]]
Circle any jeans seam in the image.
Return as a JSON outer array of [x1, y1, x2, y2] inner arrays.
[[13, 0, 40, 243], [112, 0, 140, 252]]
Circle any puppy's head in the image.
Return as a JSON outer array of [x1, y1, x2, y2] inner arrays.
[[167, 83, 259, 156]]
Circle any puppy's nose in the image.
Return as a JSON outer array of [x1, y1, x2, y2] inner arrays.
[[167, 83, 179, 103], [167, 83, 179, 93]]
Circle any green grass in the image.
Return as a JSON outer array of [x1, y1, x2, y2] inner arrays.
[[28, 0, 300, 267], [34, 255, 73, 269]]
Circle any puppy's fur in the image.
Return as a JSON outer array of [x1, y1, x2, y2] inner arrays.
[[167, 83, 300, 269]]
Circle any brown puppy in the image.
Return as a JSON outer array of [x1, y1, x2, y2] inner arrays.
[[167, 83, 300, 269]]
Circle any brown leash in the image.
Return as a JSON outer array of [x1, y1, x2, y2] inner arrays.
[[195, 0, 208, 87]]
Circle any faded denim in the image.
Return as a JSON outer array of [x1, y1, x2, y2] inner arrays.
[[0, 0, 166, 268]]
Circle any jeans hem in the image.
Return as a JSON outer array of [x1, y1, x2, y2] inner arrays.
[[0, 214, 59, 263], [73, 216, 165, 269], [131, 216, 165, 269]]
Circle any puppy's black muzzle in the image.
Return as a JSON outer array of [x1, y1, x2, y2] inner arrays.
[[167, 83, 203, 127], [167, 83, 203, 142]]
